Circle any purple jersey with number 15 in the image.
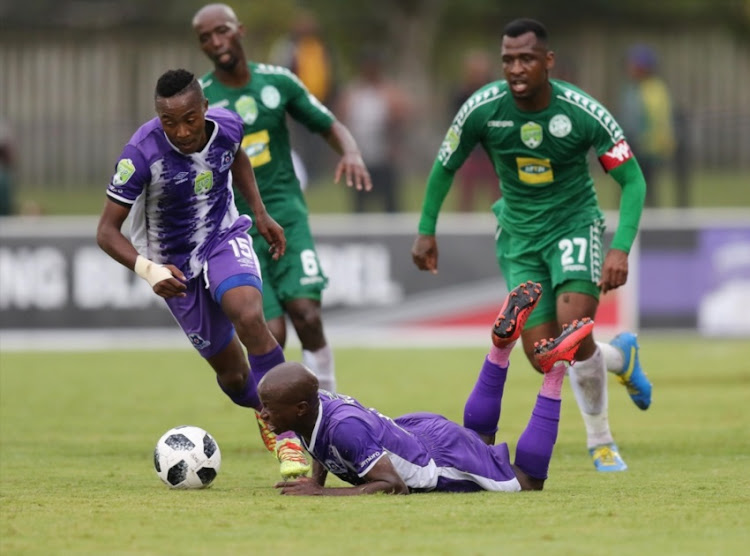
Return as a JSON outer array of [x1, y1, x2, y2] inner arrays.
[[106, 107, 251, 281], [302, 391, 522, 493]]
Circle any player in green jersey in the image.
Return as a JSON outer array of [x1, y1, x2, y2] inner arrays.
[[412, 18, 653, 472], [193, 3, 372, 480]]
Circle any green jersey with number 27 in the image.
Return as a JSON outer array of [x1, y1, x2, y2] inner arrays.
[[438, 79, 635, 237]]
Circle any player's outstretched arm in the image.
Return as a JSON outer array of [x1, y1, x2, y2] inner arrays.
[[230, 146, 286, 260], [96, 199, 186, 298], [275, 457, 408, 496], [322, 121, 372, 192]]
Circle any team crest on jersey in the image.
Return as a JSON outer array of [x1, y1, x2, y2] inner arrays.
[[235, 95, 258, 125], [219, 150, 234, 172], [188, 333, 211, 350], [520, 122, 543, 149], [261, 86, 281, 109], [194, 170, 214, 195], [549, 114, 572, 138], [112, 159, 135, 185], [516, 157, 554, 185]]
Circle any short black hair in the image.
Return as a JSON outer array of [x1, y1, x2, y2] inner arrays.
[[503, 18, 549, 44], [154, 69, 202, 99]]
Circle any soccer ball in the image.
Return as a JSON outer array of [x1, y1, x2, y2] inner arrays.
[[153, 425, 221, 489]]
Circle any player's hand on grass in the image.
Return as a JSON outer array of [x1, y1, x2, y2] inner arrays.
[[599, 248, 629, 294], [334, 151, 372, 192], [255, 213, 286, 260], [411, 234, 439, 274], [152, 264, 187, 299], [275, 476, 323, 496]]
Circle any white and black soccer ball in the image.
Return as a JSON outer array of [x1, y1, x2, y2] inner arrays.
[[153, 425, 221, 489]]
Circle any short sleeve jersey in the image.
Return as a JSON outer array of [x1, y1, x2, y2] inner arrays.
[[438, 79, 634, 237], [199, 63, 336, 229], [105, 107, 248, 280], [303, 391, 444, 491]]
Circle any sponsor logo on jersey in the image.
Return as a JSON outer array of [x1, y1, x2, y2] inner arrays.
[[200, 78, 213, 89], [599, 139, 633, 171], [359, 451, 382, 469], [208, 99, 229, 109], [235, 95, 258, 125], [300, 276, 325, 286], [549, 114, 572, 137], [516, 157, 554, 185], [174, 171, 189, 184], [219, 150, 234, 172], [261, 85, 281, 109], [194, 170, 214, 195], [188, 333, 211, 350], [487, 120, 514, 128], [520, 122, 543, 148], [112, 158, 135, 186], [241, 130, 271, 167]]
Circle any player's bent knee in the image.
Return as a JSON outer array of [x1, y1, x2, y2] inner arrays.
[[287, 301, 323, 332]]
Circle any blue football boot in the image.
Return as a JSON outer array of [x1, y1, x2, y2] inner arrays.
[[610, 332, 652, 410]]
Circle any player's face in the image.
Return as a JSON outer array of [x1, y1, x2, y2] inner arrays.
[[501, 32, 554, 100], [155, 89, 209, 155], [194, 13, 244, 71], [258, 395, 299, 435]]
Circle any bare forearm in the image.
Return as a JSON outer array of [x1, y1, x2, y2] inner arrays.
[[323, 121, 360, 156], [96, 227, 139, 270], [312, 460, 328, 486]]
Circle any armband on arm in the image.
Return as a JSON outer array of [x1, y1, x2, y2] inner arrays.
[[134, 255, 173, 287]]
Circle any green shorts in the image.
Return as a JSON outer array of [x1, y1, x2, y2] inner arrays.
[[495, 218, 604, 328], [251, 218, 328, 321]]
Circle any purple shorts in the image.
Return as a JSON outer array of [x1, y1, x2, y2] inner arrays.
[[395, 412, 521, 492], [165, 226, 262, 358]]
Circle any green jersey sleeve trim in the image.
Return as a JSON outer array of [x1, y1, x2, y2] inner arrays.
[[417, 160, 456, 235], [609, 157, 646, 253]]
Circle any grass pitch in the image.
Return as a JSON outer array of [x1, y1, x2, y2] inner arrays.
[[1, 337, 749, 555]]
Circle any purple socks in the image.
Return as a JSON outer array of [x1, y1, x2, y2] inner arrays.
[[463, 356, 509, 437], [513, 395, 561, 480], [218, 344, 286, 411]]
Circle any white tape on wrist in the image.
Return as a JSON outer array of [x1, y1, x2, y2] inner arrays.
[[134, 255, 173, 287]]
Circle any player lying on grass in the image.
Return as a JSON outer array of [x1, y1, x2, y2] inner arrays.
[[257, 281, 594, 495]]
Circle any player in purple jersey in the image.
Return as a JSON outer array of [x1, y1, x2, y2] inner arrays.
[[96, 69, 309, 478], [257, 282, 595, 496]]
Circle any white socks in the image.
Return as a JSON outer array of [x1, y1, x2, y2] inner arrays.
[[568, 346, 614, 449], [302, 345, 336, 392], [597, 341, 624, 374]]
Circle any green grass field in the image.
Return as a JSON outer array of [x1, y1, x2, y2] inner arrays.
[[2, 338, 749, 555]]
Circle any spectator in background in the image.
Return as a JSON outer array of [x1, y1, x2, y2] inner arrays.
[[452, 49, 499, 212], [619, 45, 676, 207], [269, 10, 338, 184], [337, 48, 411, 213], [0, 121, 16, 216]]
